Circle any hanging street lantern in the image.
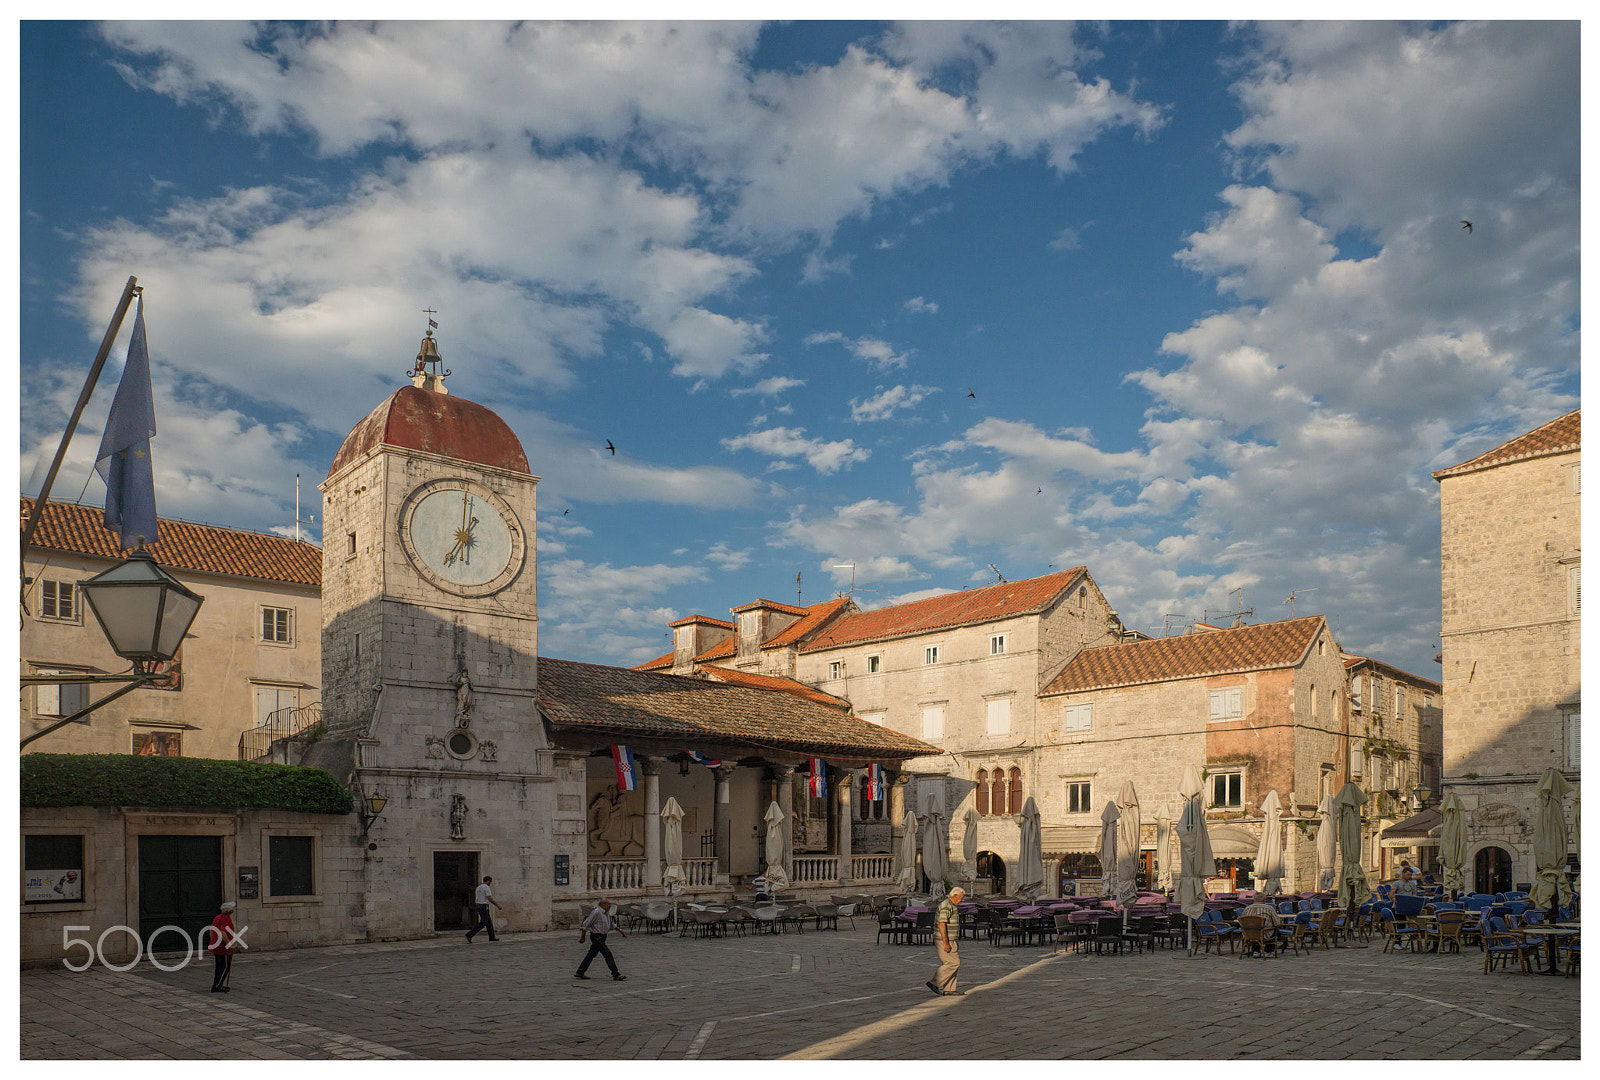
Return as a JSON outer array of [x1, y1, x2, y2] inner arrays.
[[79, 549, 204, 671]]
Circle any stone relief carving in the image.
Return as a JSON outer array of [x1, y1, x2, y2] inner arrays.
[[588, 785, 645, 857], [425, 735, 446, 759], [450, 793, 468, 840], [478, 739, 498, 762], [453, 664, 474, 728]]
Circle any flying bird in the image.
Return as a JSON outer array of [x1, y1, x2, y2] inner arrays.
[[967, 388, 975, 398], [562, 509, 569, 515], [604, 440, 615, 455], [1036, 487, 1042, 495], [1460, 220, 1473, 233]]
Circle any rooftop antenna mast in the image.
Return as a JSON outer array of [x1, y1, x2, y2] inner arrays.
[[832, 563, 855, 597], [987, 563, 1007, 585], [796, 571, 802, 605], [294, 474, 316, 544], [1228, 586, 1253, 627], [1284, 587, 1317, 618]]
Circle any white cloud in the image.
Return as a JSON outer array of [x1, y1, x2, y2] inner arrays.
[[731, 375, 805, 398], [903, 296, 938, 314], [850, 384, 938, 423], [804, 331, 913, 371], [538, 557, 708, 665], [722, 426, 870, 475], [705, 542, 752, 573], [1048, 224, 1083, 251]]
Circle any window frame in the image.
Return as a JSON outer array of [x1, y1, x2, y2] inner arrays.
[[1006, 766, 1023, 815], [260, 605, 295, 646], [1208, 687, 1243, 721], [1210, 767, 1244, 808], [828, 661, 842, 680], [262, 828, 322, 904], [1065, 780, 1093, 815], [1569, 564, 1581, 616], [1567, 709, 1580, 769], [923, 645, 940, 666], [975, 769, 990, 816], [921, 704, 945, 740], [1061, 702, 1093, 732], [989, 634, 1006, 656], [23, 832, 90, 908], [37, 579, 81, 623], [866, 654, 881, 674], [33, 667, 89, 718], [984, 696, 1012, 736], [253, 684, 301, 729]]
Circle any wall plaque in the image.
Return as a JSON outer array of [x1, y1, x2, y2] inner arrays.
[[238, 866, 260, 900]]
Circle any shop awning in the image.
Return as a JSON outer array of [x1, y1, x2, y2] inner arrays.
[[1041, 825, 1102, 854], [1380, 806, 1442, 848]]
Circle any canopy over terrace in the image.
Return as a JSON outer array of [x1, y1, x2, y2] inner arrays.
[[1379, 806, 1442, 849], [537, 658, 940, 897]]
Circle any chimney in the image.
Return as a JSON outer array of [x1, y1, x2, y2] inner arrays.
[[669, 615, 733, 674]]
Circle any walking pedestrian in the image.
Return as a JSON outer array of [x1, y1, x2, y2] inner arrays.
[[575, 898, 627, 981], [466, 875, 502, 942], [926, 886, 965, 996], [208, 900, 240, 993]]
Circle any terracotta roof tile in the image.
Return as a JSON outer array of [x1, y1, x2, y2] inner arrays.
[[668, 614, 734, 629], [731, 598, 810, 616], [800, 569, 1086, 652], [761, 596, 853, 649], [23, 498, 320, 587], [329, 385, 530, 478], [537, 657, 939, 760], [1432, 409, 1579, 479], [691, 665, 853, 711], [634, 650, 675, 671], [1042, 615, 1325, 695], [1340, 653, 1441, 692]]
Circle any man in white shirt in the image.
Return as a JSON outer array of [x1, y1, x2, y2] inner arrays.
[[466, 875, 502, 942], [576, 897, 628, 980]]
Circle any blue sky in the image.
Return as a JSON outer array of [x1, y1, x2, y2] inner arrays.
[[19, 21, 1580, 678]]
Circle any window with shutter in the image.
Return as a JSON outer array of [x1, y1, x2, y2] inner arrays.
[[1062, 703, 1092, 731], [33, 669, 88, 717], [1569, 564, 1581, 615], [39, 580, 78, 620], [975, 769, 990, 816], [1569, 711, 1581, 768], [1007, 767, 1023, 814], [1208, 687, 1242, 720], [922, 705, 944, 740], [985, 697, 1010, 735]]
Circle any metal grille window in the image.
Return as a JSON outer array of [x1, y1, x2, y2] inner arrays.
[[261, 606, 293, 644], [40, 580, 77, 620], [269, 835, 315, 896]]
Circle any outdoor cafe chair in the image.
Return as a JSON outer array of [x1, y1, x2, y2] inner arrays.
[[992, 911, 1028, 947], [1192, 910, 1234, 955], [751, 905, 783, 935], [1483, 917, 1540, 974], [876, 908, 909, 944], [1152, 914, 1186, 951], [779, 904, 816, 934], [1049, 913, 1074, 955], [1423, 910, 1468, 954], [1237, 914, 1276, 959], [1379, 908, 1421, 954], [1562, 935, 1579, 976], [1092, 914, 1127, 956], [812, 903, 840, 931], [958, 908, 984, 941], [723, 906, 754, 937], [642, 901, 675, 934], [835, 903, 858, 930], [909, 909, 937, 945], [1124, 914, 1158, 955], [1279, 912, 1312, 956]]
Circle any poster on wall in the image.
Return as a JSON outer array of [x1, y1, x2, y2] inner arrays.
[[25, 869, 81, 902]]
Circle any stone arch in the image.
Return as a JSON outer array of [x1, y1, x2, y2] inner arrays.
[[1466, 840, 1516, 895]]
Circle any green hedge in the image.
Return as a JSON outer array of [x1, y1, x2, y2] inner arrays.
[[21, 754, 355, 815]]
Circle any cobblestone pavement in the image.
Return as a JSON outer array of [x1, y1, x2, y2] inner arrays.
[[20, 924, 1580, 1059]]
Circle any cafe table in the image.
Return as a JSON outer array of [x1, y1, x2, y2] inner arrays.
[[1514, 923, 1578, 975]]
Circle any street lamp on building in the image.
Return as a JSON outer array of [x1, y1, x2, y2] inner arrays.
[[21, 549, 203, 749], [1412, 783, 1431, 811]]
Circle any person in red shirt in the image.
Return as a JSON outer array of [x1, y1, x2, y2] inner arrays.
[[209, 901, 239, 993]]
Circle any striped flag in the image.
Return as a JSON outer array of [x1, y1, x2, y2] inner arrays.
[[808, 757, 827, 798], [612, 745, 637, 791], [686, 750, 721, 768], [865, 763, 883, 801]]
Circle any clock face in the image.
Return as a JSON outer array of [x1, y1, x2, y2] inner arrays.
[[398, 479, 525, 597]]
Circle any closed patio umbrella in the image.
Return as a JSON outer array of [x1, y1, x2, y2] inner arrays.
[[893, 808, 919, 892], [1115, 780, 1141, 908], [1334, 781, 1370, 911], [1253, 789, 1284, 895], [1438, 791, 1468, 895], [962, 807, 980, 884], [1176, 764, 1214, 947], [1098, 800, 1121, 907], [920, 796, 948, 892], [1016, 796, 1044, 899], [1315, 793, 1337, 891], [661, 796, 686, 890], [1155, 803, 1173, 891], [1573, 784, 1581, 897], [1530, 767, 1572, 911], [763, 801, 790, 892]]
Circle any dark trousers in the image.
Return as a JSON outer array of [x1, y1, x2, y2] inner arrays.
[[467, 904, 497, 941], [211, 952, 232, 990], [577, 933, 619, 975]]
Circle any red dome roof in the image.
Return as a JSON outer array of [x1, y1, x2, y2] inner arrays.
[[328, 385, 530, 478]]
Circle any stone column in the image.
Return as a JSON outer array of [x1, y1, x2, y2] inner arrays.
[[889, 770, 912, 839], [641, 756, 662, 888], [713, 764, 736, 879], [835, 767, 856, 884], [773, 764, 796, 880]]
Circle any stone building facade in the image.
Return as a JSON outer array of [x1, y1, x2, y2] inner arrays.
[[1435, 409, 1580, 894], [1344, 654, 1443, 878], [21, 498, 322, 761]]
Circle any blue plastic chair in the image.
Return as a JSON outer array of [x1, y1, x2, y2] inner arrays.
[[1380, 907, 1420, 954]]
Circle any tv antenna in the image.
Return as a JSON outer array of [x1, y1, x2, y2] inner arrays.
[[294, 474, 316, 543], [833, 563, 856, 597], [987, 563, 1007, 585], [1149, 612, 1191, 637], [1284, 587, 1318, 617], [795, 571, 802, 605]]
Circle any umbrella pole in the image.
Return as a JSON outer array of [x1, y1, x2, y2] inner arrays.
[[1543, 896, 1561, 975]]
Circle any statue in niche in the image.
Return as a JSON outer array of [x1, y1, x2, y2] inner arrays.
[[478, 740, 498, 762], [453, 663, 474, 728], [588, 785, 645, 857], [450, 793, 468, 840], [425, 735, 446, 759]]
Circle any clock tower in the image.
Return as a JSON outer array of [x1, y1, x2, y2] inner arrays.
[[319, 324, 555, 935]]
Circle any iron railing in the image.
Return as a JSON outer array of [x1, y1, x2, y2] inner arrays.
[[237, 701, 322, 761]]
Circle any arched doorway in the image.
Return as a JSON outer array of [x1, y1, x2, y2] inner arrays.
[[976, 851, 1006, 894], [1475, 846, 1513, 895]]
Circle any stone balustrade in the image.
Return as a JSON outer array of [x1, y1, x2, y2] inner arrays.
[[791, 855, 839, 883], [588, 858, 644, 892], [852, 854, 893, 881]]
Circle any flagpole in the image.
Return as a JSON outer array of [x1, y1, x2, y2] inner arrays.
[[20, 276, 141, 564]]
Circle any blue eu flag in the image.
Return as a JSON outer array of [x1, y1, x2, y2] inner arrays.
[[95, 298, 159, 549]]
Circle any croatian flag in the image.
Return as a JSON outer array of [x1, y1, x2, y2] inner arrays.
[[686, 750, 721, 768], [808, 758, 827, 798], [612, 745, 637, 791], [865, 763, 883, 802]]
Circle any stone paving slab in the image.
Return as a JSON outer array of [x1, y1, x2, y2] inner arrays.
[[19, 926, 1580, 1059]]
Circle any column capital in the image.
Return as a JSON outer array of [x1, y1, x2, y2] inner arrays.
[[892, 771, 913, 788], [712, 763, 737, 782], [638, 755, 663, 776], [771, 763, 796, 779]]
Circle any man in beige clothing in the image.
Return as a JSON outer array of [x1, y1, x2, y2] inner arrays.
[[926, 886, 966, 996]]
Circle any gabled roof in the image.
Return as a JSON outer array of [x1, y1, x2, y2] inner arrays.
[[22, 498, 321, 588], [633, 596, 854, 671], [731, 597, 810, 616], [668, 614, 733, 629], [761, 596, 853, 649], [1432, 409, 1580, 480], [799, 568, 1087, 653], [537, 657, 939, 760], [692, 666, 852, 711], [1341, 653, 1441, 692], [1042, 615, 1325, 695]]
